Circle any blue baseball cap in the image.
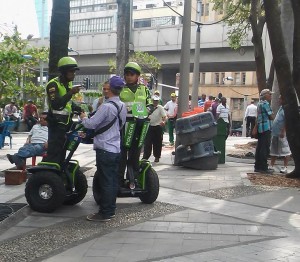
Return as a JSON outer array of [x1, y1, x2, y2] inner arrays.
[[109, 76, 125, 90]]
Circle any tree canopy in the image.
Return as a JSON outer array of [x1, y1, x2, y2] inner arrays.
[[0, 29, 48, 108], [108, 51, 161, 83]]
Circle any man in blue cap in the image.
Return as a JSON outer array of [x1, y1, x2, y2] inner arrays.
[[80, 76, 127, 222]]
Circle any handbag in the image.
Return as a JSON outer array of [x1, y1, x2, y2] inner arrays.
[[252, 124, 258, 139]]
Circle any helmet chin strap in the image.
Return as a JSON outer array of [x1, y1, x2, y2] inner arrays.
[[126, 82, 138, 87], [59, 74, 72, 86]]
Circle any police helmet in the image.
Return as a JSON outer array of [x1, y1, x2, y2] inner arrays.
[[124, 62, 141, 75], [58, 57, 79, 72]]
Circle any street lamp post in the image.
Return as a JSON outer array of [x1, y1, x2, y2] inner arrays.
[[20, 55, 33, 101], [242, 95, 249, 137], [191, 0, 202, 109], [68, 47, 80, 56]]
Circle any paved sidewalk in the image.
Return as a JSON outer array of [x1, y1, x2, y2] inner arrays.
[[0, 134, 299, 262]]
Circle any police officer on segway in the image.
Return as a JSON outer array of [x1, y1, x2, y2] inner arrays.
[[119, 62, 153, 187], [43, 57, 83, 167]]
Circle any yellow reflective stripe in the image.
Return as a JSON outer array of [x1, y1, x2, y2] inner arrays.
[[52, 110, 70, 115]]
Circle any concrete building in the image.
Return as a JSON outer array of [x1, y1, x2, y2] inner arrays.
[[31, 0, 260, 127]]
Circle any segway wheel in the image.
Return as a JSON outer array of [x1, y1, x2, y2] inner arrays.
[[25, 171, 66, 213], [63, 170, 88, 205], [92, 170, 101, 205], [139, 167, 159, 204]]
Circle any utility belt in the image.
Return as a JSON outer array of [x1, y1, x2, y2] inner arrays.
[[47, 110, 71, 125]]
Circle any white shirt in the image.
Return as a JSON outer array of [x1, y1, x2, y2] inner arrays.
[[149, 105, 166, 126], [216, 104, 230, 123], [29, 124, 48, 144], [164, 100, 177, 118], [244, 104, 257, 118]]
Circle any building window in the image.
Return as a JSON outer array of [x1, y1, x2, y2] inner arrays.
[[94, 4, 107, 11], [205, 3, 209, 16], [152, 16, 176, 27], [133, 5, 137, 10], [134, 17, 176, 28], [134, 18, 151, 28], [108, 4, 117, 10], [146, 4, 156, 8], [71, 8, 80, 14], [81, 6, 93, 12], [234, 72, 241, 85], [201, 4, 204, 16], [81, 0, 93, 6], [70, 0, 81, 8], [70, 17, 113, 35], [232, 98, 244, 110], [242, 72, 246, 85], [201, 72, 206, 85], [221, 72, 225, 84], [214, 73, 220, 85]]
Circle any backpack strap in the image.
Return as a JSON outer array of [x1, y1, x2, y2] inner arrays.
[[93, 101, 123, 137]]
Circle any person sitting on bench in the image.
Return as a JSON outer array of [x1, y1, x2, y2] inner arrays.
[[6, 112, 48, 169]]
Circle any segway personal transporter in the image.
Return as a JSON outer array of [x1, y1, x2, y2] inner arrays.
[[92, 102, 159, 204], [25, 121, 91, 213]]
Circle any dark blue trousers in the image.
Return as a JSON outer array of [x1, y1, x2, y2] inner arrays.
[[96, 148, 120, 218]]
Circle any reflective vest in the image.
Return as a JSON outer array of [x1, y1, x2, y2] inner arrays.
[[48, 77, 72, 125], [120, 84, 149, 115]]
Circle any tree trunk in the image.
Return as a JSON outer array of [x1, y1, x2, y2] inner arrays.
[[48, 0, 70, 80], [291, 0, 300, 99], [271, 0, 294, 113], [116, 0, 130, 76], [249, 0, 267, 93], [264, 0, 300, 177]]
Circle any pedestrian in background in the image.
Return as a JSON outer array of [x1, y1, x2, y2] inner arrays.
[[164, 93, 177, 146], [92, 81, 108, 112], [244, 100, 257, 137], [198, 93, 206, 107], [6, 112, 48, 169], [4, 100, 20, 131], [211, 97, 220, 120], [269, 95, 291, 174], [253, 89, 274, 173], [23, 99, 39, 131], [143, 95, 167, 163], [188, 94, 192, 111], [153, 90, 163, 105], [216, 97, 231, 139], [204, 95, 214, 112]]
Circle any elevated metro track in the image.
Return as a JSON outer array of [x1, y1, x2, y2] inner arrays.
[[32, 24, 255, 81]]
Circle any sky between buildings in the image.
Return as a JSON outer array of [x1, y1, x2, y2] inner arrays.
[[0, 0, 52, 39]]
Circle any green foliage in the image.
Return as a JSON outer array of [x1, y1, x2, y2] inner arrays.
[[84, 92, 100, 98], [0, 29, 48, 107], [211, 0, 262, 49], [108, 51, 161, 78]]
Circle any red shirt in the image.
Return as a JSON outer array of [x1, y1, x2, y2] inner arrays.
[[204, 100, 213, 112], [23, 104, 38, 119]]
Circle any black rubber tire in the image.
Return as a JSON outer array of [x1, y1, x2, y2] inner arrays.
[[92, 170, 101, 205], [25, 171, 66, 213], [63, 170, 88, 205], [139, 167, 159, 204]]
